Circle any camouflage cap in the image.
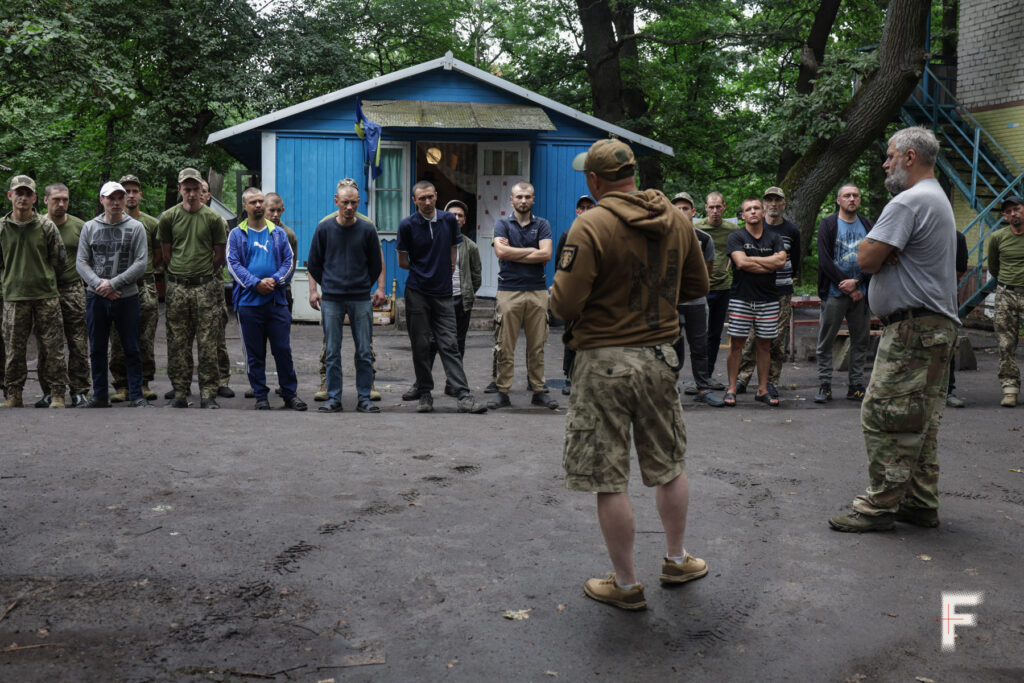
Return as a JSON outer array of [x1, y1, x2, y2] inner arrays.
[[177, 167, 203, 184], [671, 191, 695, 206], [572, 139, 636, 180], [9, 175, 36, 192], [763, 186, 785, 199], [119, 174, 142, 187]]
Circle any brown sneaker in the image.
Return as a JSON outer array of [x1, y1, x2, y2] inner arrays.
[[110, 388, 128, 403], [314, 383, 328, 401], [660, 554, 709, 584], [828, 511, 895, 533], [584, 575, 646, 610]]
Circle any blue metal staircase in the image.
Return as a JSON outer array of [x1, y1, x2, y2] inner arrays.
[[898, 63, 1024, 317]]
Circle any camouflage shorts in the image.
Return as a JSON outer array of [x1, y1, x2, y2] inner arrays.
[[563, 345, 687, 493]]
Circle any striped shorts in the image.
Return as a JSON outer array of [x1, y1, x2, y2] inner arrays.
[[728, 298, 780, 339]]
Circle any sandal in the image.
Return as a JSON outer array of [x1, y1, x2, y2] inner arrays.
[[755, 392, 780, 407], [723, 392, 736, 407]]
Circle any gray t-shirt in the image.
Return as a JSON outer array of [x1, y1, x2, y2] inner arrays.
[[681, 227, 716, 306], [866, 178, 959, 323], [76, 214, 149, 297]]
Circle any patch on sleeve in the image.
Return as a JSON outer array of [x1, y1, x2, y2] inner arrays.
[[558, 245, 578, 272]]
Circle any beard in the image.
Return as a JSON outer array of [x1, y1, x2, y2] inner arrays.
[[884, 164, 909, 194]]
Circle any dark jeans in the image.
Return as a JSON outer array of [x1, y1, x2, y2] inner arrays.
[[406, 288, 470, 396], [86, 293, 141, 401], [237, 302, 298, 401], [453, 296, 471, 359], [674, 302, 711, 389], [706, 289, 731, 376], [563, 347, 576, 379]]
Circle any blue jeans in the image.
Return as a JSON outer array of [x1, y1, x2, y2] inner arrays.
[[86, 293, 142, 401], [322, 298, 373, 403]]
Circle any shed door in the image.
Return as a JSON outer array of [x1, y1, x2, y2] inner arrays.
[[475, 142, 530, 298]]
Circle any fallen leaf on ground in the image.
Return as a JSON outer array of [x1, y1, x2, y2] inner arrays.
[[557, 604, 565, 612], [916, 554, 932, 562], [1010, 468, 1022, 473], [915, 677, 936, 683], [964, 568, 978, 576], [887, 613, 897, 618], [447, 658, 459, 668], [341, 651, 386, 667], [503, 609, 532, 620], [545, 671, 559, 677]]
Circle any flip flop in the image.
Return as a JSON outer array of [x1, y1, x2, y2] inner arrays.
[[755, 392, 780, 407], [723, 392, 736, 407]]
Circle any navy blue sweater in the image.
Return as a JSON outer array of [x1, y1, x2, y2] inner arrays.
[[306, 217, 382, 300]]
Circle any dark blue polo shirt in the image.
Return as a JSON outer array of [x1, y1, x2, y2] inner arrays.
[[396, 209, 462, 297], [494, 215, 552, 291]]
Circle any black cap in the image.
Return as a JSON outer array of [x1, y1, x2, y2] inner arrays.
[[1002, 195, 1023, 210]]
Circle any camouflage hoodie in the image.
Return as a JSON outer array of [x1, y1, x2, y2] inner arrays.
[[550, 188, 708, 349]]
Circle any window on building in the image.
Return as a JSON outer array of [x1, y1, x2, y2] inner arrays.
[[372, 143, 408, 232]]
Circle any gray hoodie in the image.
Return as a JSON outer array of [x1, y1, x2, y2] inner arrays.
[[76, 214, 148, 297]]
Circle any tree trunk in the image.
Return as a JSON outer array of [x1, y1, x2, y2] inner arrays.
[[576, 0, 662, 189], [777, 0, 843, 182], [780, 0, 931, 254]]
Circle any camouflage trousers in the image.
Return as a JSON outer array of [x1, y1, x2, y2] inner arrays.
[[0, 296, 4, 389], [737, 294, 791, 387], [165, 278, 222, 399], [853, 314, 955, 516], [563, 345, 687, 493], [993, 285, 1024, 391], [36, 280, 90, 395], [3, 297, 67, 397], [110, 278, 159, 388], [218, 293, 231, 387]]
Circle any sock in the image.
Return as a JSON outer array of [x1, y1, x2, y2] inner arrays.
[[615, 579, 639, 590], [667, 550, 687, 564]]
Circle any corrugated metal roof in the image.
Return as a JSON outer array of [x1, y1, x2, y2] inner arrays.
[[361, 100, 556, 130]]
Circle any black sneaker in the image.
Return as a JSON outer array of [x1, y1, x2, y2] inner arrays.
[[255, 398, 272, 410], [766, 382, 780, 399], [34, 394, 51, 408], [814, 382, 832, 404], [483, 381, 499, 394], [735, 380, 747, 394], [561, 380, 572, 396], [444, 383, 458, 397], [531, 391, 558, 410], [200, 397, 220, 409], [165, 388, 191, 399], [78, 397, 111, 408], [846, 384, 865, 402], [217, 385, 235, 398], [402, 387, 425, 401], [130, 398, 151, 407], [244, 389, 255, 399], [416, 393, 433, 413], [487, 392, 511, 409], [70, 393, 89, 407], [168, 397, 189, 408], [283, 396, 308, 411]]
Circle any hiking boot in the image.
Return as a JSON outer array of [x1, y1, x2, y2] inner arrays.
[[693, 390, 725, 407], [168, 396, 189, 408], [165, 388, 191, 399], [660, 554, 709, 584], [283, 396, 308, 411], [417, 393, 434, 413], [1, 390, 24, 408], [895, 505, 940, 528], [583, 575, 646, 611], [200, 397, 220, 409], [828, 511, 895, 533], [34, 394, 52, 408], [1001, 390, 1018, 408], [531, 391, 558, 409], [846, 384, 866, 401], [488, 392, 511, 410], [814, 382, 832, 404], [217, 385, 235, 398], [255, 398, 272, 410], [946, 393, 966, 408], [314, 383, 328, 401], [403, 387, 425, 401], [141, 384, 157, 400], [483, 381, 499, 394], [457, 396, 487, 414], [49, 395, 66, 409], [369, 387, 382, 401], [110, 388, 128, 403]]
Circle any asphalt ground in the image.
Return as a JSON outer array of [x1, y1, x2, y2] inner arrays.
[[2, 310, 1023, 682]]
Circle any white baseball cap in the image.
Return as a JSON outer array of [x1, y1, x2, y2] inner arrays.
[[100, 181, 127, 197]]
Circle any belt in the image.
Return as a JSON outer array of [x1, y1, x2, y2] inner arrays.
[[999, 283, 1024, 292], [879, 307, 938, 326], [166, 273, 213, 286]]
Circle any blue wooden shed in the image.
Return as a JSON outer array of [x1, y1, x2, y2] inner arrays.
[[206, 51, 672, 318]]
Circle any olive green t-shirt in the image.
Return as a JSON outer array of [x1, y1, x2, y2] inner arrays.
[[158, 204, 227, 277], [0, 212, 65, 301], [136, 211, 160, 276], [696, 218, 737, 292], [987, 226, 1024, 287], [52, 214, 85, 286]]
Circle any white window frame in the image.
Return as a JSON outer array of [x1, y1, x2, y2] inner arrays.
[[369, 140, 410, 233]]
